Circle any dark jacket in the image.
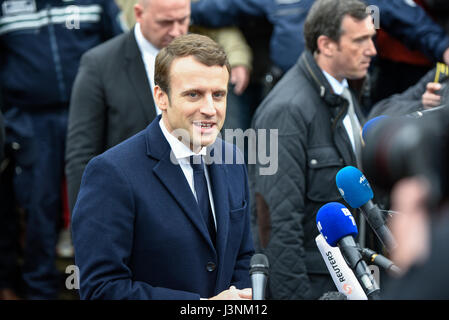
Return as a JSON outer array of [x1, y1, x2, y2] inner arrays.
[[0, 109, 3, 162], [0, 0, 123, 111], [72, 116, 254, 299], [65, 28, 157, 212], [250, 50, 365, 299], [382, 211, 449, 300], [368, 66, 438, 118], [0, 85, 3, 161], [191, 0, 449, 73]]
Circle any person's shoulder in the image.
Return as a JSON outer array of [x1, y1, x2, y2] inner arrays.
[[254, 65, 317, 129], [263, 64, 315, 106], [81, 30, 130, 62], [92, 128, 148, 168]]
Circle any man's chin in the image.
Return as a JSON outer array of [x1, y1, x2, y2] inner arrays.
[[347, 71, 369, 81], [192, 133, 219, 149]]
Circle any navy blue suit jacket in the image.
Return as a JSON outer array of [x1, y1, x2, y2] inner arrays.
[[71, 116, 254, 299]]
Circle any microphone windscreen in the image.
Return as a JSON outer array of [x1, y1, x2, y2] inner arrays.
[[336, 166, 373, 208], [250, 254, 269, 275], [362, 115, 388, 141], [316, 202, 358, 247]]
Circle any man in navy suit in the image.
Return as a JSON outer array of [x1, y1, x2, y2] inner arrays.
[[71, 33, 254, 300]]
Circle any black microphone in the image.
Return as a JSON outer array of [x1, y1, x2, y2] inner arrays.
[[359, 247, 401, 276], [249, 254, 269, 300], [317, 202, 380, 299], [336, 166, 397, 252], [360, 200, 397, 251]]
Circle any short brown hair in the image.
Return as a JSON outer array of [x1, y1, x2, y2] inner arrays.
[[154, 33, 231, 95], [304, 0, 368, 53]]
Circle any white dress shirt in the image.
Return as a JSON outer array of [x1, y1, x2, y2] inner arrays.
[[134, 22, 161, 116], [322, 70, 361, 154], [159, 119, 217, 229]]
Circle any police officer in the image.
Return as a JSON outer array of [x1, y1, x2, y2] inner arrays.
[[0, 0, 124, 299]]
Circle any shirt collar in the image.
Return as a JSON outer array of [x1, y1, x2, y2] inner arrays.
[[321, 70, 348, 95], [159, 118, 207, 162], [134, 22, 160, 57]]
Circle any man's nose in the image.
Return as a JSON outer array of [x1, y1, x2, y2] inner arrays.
[[366, 38, 377, 57], [169, 21, 185, 38], [201, 95, 217, 116]]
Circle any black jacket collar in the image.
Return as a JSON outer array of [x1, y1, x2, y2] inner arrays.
[[299, 50, 350, 109]]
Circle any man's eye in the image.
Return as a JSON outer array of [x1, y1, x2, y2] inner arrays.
[[213, 92, 225, 99], [189, 92, 198, 98], [158, 21, 172, 28]]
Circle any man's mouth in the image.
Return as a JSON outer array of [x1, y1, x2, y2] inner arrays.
[[193, 121, 216, 129]]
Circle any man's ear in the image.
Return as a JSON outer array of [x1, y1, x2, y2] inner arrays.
[[134, 3, 143, 23], [317, 35, 337, 57], [154, 85, 169, 112]]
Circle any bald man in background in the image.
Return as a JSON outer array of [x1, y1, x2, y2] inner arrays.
[[115, 0, 252, 97]]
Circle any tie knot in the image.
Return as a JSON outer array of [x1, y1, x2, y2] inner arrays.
[[190, 155, 204, 172], [341, 87, 355, 114]]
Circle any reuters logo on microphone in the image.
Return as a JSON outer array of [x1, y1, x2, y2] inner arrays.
[[343, 283, 353, 295]]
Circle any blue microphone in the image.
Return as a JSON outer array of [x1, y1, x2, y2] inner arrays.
[[362, 115, 388, 142], [316, 202, 380, 299], [336, 166, 397, 251], [336, 166, 373, 208], [316, 202, 358, 247]]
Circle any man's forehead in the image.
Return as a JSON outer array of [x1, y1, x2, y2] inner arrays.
[[168, 56, 229, 86], [170, 55, 227, 70], [341, 15, 376, 37], [148, 0, 190, 11], [152, 9, 191, 24]]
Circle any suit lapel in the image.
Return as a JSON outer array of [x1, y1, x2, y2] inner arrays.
[[124, 28, 157, 123], [146, 118, 215, 249], [205, 142, 230, 285], [208, 162, 229, 255]]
